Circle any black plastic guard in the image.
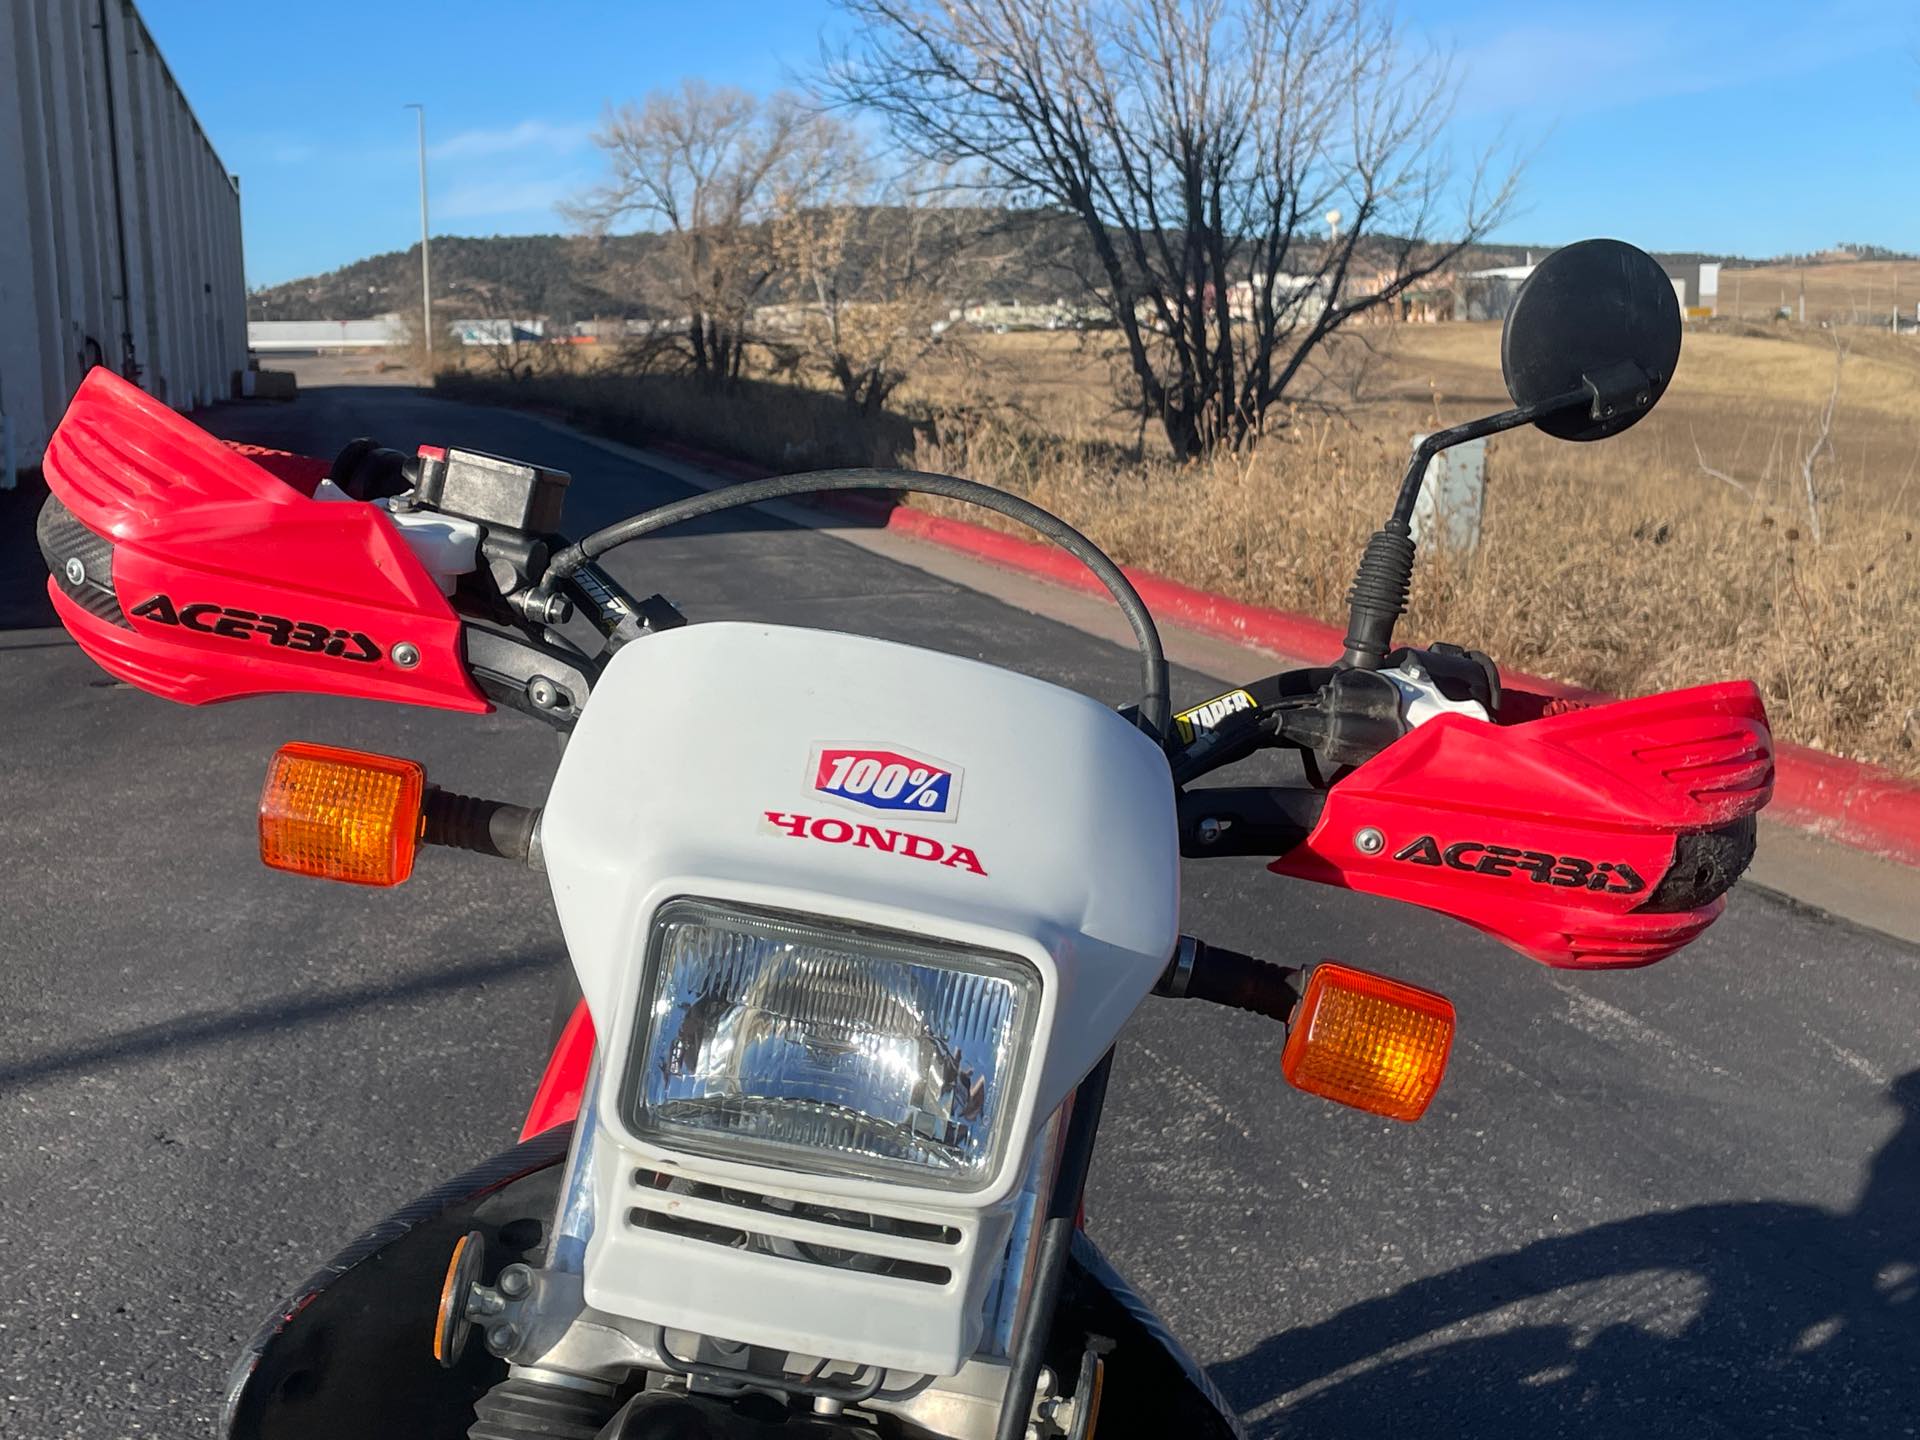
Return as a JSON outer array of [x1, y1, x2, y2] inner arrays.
[[221, 1127, 570, 1440], [1061, 1231, 1248, 1439], [220, 1128, 1243, 1440]]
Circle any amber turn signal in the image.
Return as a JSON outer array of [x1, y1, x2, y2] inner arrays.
[[1281, 962, 1455, 1122], [259, 742, 426, 886]]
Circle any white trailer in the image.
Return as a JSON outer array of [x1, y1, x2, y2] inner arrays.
[[0, 0, 246, 485], [248, 316, 410, 353]]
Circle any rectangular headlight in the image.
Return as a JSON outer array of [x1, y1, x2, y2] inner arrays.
[[624, 899, 1039, 1192]]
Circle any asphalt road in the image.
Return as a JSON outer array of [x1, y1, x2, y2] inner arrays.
[[2, 380, 1916, 1439]]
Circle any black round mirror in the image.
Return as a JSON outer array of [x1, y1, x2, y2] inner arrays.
[[1501, 238, 1682, 442]]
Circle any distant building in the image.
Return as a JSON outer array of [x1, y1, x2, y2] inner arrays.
[[1659, 259, 1721, 316], [1393, 284, 1456, 324], [1460, 263, 1535, 322], [954, 298, 1101, 332], [1225, 273, 1331, 325], [452, 318, 546, 346], [1349, 269, 1458, 324]]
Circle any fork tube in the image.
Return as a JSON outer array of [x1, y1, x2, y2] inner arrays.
[[547, 1049, 604, 1274], [983, 1105, 1068, 1357], [993, 1048, 1115, 1440]]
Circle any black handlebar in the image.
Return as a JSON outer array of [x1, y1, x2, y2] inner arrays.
[[541, 467, 1174, 747], [341, 432, 1475, 835]]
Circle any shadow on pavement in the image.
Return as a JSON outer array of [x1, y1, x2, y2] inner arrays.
[[0, 470, 55, 630], [199, 385, 885, 541], [0, 947, 561, 1093], [1214, 1070, 1920, 1438]]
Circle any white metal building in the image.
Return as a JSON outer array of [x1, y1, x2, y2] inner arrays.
[[1, 0, 246, 483]]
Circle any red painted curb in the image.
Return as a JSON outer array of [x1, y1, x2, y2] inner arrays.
[[1766, 748, 1920, 868], [654, 441, 1920, 870]]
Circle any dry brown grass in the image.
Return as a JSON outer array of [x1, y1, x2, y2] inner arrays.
[[1716, 260, 1916, 324], [924, 322, 1920, 512], [439, 317, 1920, 778], [905, 406, 1920, 776]]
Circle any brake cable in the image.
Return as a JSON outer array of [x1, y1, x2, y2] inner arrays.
[[544, 467, 1173, 748]]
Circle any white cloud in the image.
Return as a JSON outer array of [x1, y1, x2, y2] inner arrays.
[[437, 173, 586, 220], [430, 118, 593, 161], [1445, 0, 1912, 119]]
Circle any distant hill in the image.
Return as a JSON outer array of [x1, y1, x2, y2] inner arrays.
[[246, 210, 1117, 323], [250, 233, 655, 324], [257, 207, 1867, 324]]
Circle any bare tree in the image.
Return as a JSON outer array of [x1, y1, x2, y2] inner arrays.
[[567, 81, 861, 387], [774, 186, 976, 414], [471, 321, 572, 383], [1690, 335, 1848, 540], [823, 0, 1519, 457], [1799, 333, 1847, 544]]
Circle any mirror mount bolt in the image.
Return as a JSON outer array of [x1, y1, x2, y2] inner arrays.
[[1581, 360, 1655, 424]]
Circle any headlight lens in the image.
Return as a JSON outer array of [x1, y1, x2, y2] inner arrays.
[[625, 900, 1039, 1191]]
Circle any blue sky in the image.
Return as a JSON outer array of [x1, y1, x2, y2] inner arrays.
[[139, 0, 1919, 289]]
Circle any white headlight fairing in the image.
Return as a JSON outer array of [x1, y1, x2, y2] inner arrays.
[[540, 623, 1178, 1372], [628, 900, 1038, 1191]]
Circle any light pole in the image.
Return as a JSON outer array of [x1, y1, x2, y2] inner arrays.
[[403, 103, 432, 374]]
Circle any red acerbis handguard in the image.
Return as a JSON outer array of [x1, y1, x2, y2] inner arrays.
[[39, 368, 488, 715], [1272, 681, 1773, 968]]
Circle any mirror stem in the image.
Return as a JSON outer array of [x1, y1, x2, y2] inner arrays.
[[1342, 383, 1591, 670], [1388, 383, 1591, 527]]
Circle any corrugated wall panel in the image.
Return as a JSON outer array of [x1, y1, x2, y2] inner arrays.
[[0, 7, 49, 477], [0, 0, 245, 481], [99, 0, 152, 390], [0, 8, 46, 480], [11, 0, 66, 444]]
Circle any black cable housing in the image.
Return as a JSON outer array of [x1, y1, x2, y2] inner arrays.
[[1339, 524, 1417, 669], [546, 468, 1172, 746]]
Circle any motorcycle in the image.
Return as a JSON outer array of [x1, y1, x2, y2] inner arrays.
[[35, 238, 1772, 1440]]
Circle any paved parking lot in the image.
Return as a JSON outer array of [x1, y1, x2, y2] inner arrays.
[[2, 379, 1915, 1438]]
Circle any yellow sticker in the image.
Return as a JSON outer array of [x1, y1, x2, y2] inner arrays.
[[1173, 689, 1256, 744]]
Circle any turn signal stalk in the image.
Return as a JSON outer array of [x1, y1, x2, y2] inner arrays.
[[259, 742, 425, 886], [1281, 963, 1455, 1122]]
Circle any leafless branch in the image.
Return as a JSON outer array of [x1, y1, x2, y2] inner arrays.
[[820, 0, 1521, 457], [566, 81, 862, 386], [1799, 334, 1846, 544], [1692, 429, 1756, 499]]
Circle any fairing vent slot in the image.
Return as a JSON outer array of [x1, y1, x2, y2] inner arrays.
[[627, 1167, 960, 1287], [37, 492, 127, 628]]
